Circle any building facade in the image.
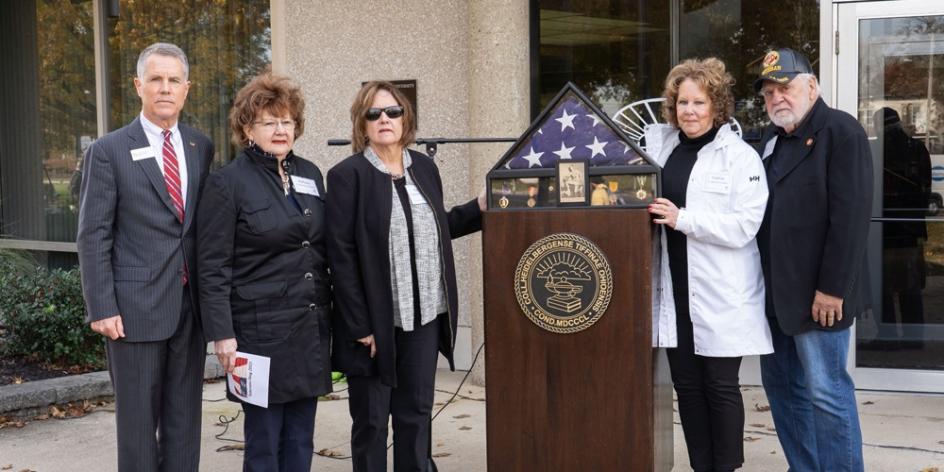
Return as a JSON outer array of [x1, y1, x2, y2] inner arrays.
[[1, 0, 942, 392]]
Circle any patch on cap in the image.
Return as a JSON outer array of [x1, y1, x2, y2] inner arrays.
[[755, 48, 814, 92], [762, 51, 780, 69]]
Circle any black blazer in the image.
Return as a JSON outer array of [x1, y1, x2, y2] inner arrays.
[[757, 98, 873, 335], [326, 150, 482, 387], [196, 148, 332, 403]]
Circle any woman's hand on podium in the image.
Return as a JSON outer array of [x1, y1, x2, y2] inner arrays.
[[648, 197, 680, 229]]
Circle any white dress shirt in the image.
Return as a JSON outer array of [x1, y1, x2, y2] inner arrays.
[[140, 112, 188, 204]]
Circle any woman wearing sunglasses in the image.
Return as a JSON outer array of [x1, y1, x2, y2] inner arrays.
[[196, 72, 332, 471], [326, 81, 485, 471]]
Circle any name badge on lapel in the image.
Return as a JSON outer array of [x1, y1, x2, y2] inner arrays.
[[703, 172, 731, 194], [130, 147, 155, 161], [291, 176, 320, 197]]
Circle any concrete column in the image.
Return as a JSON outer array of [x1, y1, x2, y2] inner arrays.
[[275, 0, 474, 372], [466, 0, 530, 385], [274, 0, 530, 384]]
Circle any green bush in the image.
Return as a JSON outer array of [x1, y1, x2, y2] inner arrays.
[[0, 256, 105, 369]]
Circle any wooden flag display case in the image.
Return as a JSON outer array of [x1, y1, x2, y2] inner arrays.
[[482, 83, 672, 471]]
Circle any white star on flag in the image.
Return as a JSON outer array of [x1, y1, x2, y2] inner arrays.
[[522, 146, 544, 168], [556, 109, 576, 132], [586, 136, 607, 158], [502, 94, 641, 169], [553, 142, 575, 160]]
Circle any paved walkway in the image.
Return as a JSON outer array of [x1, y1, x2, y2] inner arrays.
[[0, 369, 942, 471]]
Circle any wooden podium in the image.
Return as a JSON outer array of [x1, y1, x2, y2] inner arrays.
[[481, 83, 674, 471], [482, 209, 673, 471]]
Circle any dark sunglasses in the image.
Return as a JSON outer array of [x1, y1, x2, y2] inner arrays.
[[365, 106, 404, 121]]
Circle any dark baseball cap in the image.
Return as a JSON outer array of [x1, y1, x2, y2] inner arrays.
[[753, 48, 814, 92]]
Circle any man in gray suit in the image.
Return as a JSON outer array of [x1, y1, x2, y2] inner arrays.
[[77, 42, 214, 472]]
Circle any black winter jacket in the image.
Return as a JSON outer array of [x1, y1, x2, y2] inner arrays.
[[197, 148, 332, 403]]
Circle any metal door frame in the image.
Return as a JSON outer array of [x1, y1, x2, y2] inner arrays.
[[835, 0, 944, 393]]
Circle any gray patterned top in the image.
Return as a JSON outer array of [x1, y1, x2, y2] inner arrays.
[[363, 147, 446, 331]]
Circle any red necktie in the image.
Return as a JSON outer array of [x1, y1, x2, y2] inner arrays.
[[162, 130, 188, 284], [162, 129, 185, 223]]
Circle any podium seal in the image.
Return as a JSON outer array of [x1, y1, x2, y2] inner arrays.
[[513, 232, 613, 334]]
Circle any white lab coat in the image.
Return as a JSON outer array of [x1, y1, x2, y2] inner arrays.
[[647, 123, 774, 357]]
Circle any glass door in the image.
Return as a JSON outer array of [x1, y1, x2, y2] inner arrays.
[[836, 0, 944, 392]]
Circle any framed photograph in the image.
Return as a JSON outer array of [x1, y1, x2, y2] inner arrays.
[[556, 159, 589, 206]]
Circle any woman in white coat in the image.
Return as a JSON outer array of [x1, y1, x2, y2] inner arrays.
[[647, 58, 773, 472]]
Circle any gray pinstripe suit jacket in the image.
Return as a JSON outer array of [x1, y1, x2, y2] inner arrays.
[[77, 117, 214, 342]]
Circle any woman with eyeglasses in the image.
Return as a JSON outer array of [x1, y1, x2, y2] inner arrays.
[[326, 81, 485, 471], [196, 72, 332, 471]]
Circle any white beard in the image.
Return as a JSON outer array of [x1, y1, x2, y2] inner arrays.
[[770, 111, 800, 129], [769, 93, 812, 130]]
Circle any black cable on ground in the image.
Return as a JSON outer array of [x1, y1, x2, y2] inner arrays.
[[431, 342, 484, 422], [211, 349, 491, 461], [314, 342, 486, 461], [214, 410, 245, 452], [213, 375, 349, 452]]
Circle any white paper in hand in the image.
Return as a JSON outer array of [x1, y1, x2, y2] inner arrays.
[[227, 351, 270, 408]]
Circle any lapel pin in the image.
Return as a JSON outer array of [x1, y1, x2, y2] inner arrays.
[[806, 138, 814, 146], [189, 141, 196, 147]]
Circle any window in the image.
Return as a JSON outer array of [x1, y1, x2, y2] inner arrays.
[[532, 0, 821, 141], [106, 1, 271, 164], [0, 0, 271, 269], [678, 0, 820, 139], [0, 0, 96, 268], [533, 0, 672, 118]]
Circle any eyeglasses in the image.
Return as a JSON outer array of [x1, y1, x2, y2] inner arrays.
[[253, 119, 296, 132], [365, 106, 404, 121]]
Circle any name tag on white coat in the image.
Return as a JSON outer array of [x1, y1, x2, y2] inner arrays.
[[703, 172, 731, 194], [291, 176, 320, 197], [130, 147, 155, 161], [405, 185, 428, 205]]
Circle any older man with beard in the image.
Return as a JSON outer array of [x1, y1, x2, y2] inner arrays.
[[754, 48, 872, 472]]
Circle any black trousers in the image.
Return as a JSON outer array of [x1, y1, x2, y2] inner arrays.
[[105, 289, 204, 472], [347, 317, 440, 472], [666, 305, 744, 472], [241, 396, 318, 472]]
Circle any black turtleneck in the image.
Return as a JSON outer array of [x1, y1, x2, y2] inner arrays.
[[663, 126, 718, 315], [244, 144, 302, 212]]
